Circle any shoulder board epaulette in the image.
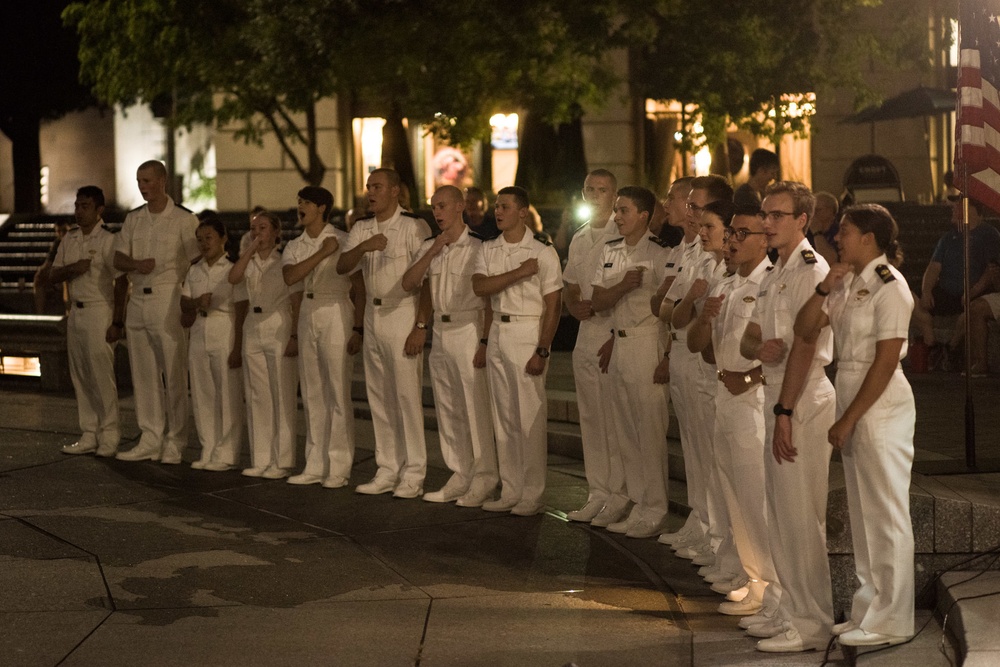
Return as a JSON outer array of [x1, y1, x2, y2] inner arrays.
[[402, 210, 423, 219], [176, 203, 194, 213], [424, 231, 441, 242], [875, 264, 895, 283], [534, 232, 552, 246], [766, 265, 774, 271], [800, 249, 817, 264], [649, 235, 670, 247], [606, 237, 624, 245], [468, 230, 485, 241]]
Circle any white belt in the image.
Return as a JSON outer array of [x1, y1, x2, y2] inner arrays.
[[495, 313, 540, 323], [371, 296, 414, 307], [435, 310, 481, 324], [615, 324, 660, 339]]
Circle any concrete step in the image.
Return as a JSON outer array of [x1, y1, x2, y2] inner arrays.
[[936, 571, 1000, 666]]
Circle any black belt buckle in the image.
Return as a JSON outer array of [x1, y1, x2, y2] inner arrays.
[[142, 287, 153, 294], [198, 310, 208, 317], [75, 301, 85, 309], [253, 306, 263, 313], [618, 330, 627, 338], [306, 293, 314, 299], [441, 314, 451, 323], [373, 298, 382, 306], [500, 315, 511, 322]]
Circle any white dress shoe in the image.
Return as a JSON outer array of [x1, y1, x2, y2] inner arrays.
[[511, 501, 545, 516], [718, 595, 762, 616], [203, 462, 233, 472], [455, 486, 495, 508], [356, 476, 396, 495], [703, 569, 735, 584], [606, 517, 638, 534], [159, 453, 182, 465], [482, 497, 519, 512], [746, 620, 784, 638], [626, 518, 666, 539], [590, 500, 632, 528], [242, 467, 268, 478], [657, 526, 692, 546], [691, 549, 716, 566], [566, 498, 605, 522], [423, 479, 468, 503], [725, 585, 750, 602], [322, 476, 349, 489], [711, 575, 749, 595], [838, 628, 909, 647], [261, 467, 290, 479], [757, 628, 826, 652], [190, 459, 208, 470], [116, 442, 161, 462], [287, 473, 324, 485], [61, 441, 97, 455], [831, 620, 857, 636], [393, 482, 423, 499], [697, 564, 719, 577], [738, 609, 774, 629]]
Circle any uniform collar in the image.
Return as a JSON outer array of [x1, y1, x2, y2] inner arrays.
[[778, 237, 812, 271], [858, 254, 890, 284]]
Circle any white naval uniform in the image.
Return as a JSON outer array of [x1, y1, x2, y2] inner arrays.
[[54, 221, 121, 452], [828, 255, 915, 639], [115, 197, 199, 461], [235, 247, 301, 472], [412, 227, 497, 493], [707, 258, 777, 607], [344, 207, 431, 488], [182, 256, 245, 466], [594, 234, 671, 526], [475, 230, 562, 507], [562, 215, 626, 511], [662, 238, 710, 539], [283, 224, 357, 483], [752, 240, 835, 642]]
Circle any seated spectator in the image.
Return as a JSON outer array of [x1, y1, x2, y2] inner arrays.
[[734, 148, 779, 208], [912, 195, 1000, 369], [962, 260, 1000, 376]]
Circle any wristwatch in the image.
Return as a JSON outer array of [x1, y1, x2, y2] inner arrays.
[[773, 403, 793, 417], [415, 322, 428, 330], [535, 347, 550, 358]]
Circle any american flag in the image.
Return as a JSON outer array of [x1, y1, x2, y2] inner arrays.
[[956, 0, 1000, 213]]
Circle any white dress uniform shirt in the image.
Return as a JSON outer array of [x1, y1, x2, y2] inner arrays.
[[114, 197, 199, 463], [827, 254, 915, 640], [283, 224, 357, 485], [343, 207, 432, 493], [54, 221, 121, 453]]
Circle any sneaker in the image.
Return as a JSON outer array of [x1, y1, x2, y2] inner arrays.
[[61, 441, 97, 455], [287, 473, 324, 486], [356, 476, 396, 495], [322, 476, 349, 489], [393, 481, 423, 499], [566, 498, 605, 522]]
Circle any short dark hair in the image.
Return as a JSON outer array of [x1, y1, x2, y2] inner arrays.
[[497, 185, 529, 209], [748, 148, 779, 176], [690, 175, 733, 204], [703, 199, 736, 227], [764, 181, 816, 221], [587, 169, 618, 190], [196, 215, 228, 240], [76, 185, 105, 207], [297, 186, 334, 221], [733, 201, 761, 218], [617, 186, 656, 220], [842, 204, 901, 266], [370, 167, 401, 188]]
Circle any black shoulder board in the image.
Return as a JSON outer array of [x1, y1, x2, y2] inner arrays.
[[606, 237, 624, 245], [876, 264, 895, 283], [468, 230, 485, 241], [649, 235, 670, 247], [766, 265, 774, 271], [176, 203, 194, 213], [800, 249, 817, 264], [424, 231, 441, 242], [534, 232, 553, 246], [401, 210, 423, 219]]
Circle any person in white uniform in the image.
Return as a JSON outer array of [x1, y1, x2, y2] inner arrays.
[[229, 211, 302, 479], [114, 160, 199, 464], [687, 203, 778, 620], [51, 186, 127, 457], [591, 186, 672, 538], [282, 186, 364, 489], [562, 169, 628, 524], [401, 185, 498, 506], [739, 182, 836, 651], [338, 168, 432, 499], [181, 216, 245, 471], [793, 204, 915, 649], [472, 186, 562, 516]]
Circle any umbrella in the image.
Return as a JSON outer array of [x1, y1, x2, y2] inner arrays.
[[842, 86, 955, 124]]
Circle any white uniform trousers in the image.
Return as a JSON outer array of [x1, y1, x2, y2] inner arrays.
[[242, 309, 298, 470], [838, 363, 915, 638], [429, 315, 497, 490], [572, 319, 627, 508], [125, 286, 189, 458], [608, 327, 669, 525], [364, 299, 426, 487], [67, 301, 120, 449], [298, 297, 355, 480], [669, 342, 710, 540], [714, 384, 780, 607], [764, 376, 835, 643], [486, 318, 548, 506], [189, 314, 244, 466]]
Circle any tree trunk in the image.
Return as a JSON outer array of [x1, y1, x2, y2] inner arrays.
[[381, 103, 417, 209], [1, 115, 43, 213]]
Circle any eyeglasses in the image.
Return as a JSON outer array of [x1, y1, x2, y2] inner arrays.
[[728, 228, 768, 242], [758, 210, 796, 223], [686, 202, 707, 215]]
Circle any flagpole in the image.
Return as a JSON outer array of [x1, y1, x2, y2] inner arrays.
[[962, 184, 976, 470]]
